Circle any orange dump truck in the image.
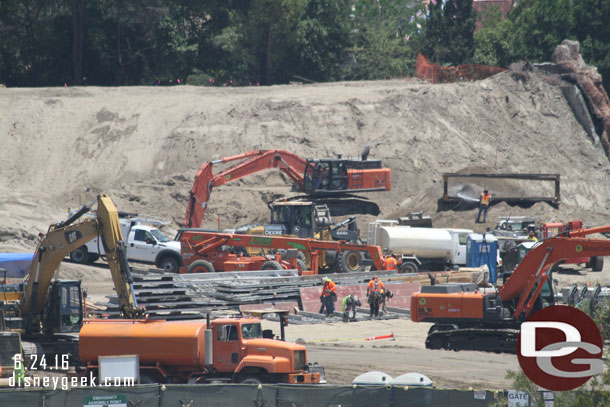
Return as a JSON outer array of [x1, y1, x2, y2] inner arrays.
[[79, 318, 322, 384]]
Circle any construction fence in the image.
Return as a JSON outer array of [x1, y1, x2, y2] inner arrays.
[[415, 54, 506, 84], [0, 384, 508, 407]]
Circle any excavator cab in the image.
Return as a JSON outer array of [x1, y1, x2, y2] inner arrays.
[[303, 160, 350, 194], [42, 280, 83, 335]]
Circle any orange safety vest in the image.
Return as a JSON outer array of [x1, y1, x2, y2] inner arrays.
[[322, 280, 336, 296], [480, 193, 491, 206], [368, 279, 384, 293], [384, 257, 398, 271]]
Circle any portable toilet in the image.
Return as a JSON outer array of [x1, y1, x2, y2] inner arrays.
[[467, 234, 499, 284], [517, 241, 537, 264]]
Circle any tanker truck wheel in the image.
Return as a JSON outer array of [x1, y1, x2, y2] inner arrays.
[[261, 260, 283, 270], [336, 251, 363, 273], [69, 246, 89, 264], [186, 260, 215, 273], [238, 374, 264, 384], [401, 261, 419, 274]]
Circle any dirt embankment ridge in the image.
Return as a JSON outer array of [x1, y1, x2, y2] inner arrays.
[[1, 70, 609, 250]]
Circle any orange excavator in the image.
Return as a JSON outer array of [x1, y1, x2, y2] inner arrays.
[[184, 148, 391, 228], [411, 225, 610, 353]]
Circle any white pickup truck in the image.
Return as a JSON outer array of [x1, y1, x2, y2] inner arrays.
[[68, 214, 182, 273]]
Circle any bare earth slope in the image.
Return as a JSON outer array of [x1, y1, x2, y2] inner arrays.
[[2, 72, 610, 251]]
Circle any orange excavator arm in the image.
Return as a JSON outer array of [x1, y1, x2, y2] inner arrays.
[[184, 150, 307, 228], [499, 224, 610, 320]]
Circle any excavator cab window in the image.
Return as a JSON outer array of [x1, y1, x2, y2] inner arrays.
[[304, 161, 331, 193], [330, 162, 348, 190], [46, 281, 83, 334]]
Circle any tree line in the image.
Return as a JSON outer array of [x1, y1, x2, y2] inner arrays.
[[0, 0, 608, 92]]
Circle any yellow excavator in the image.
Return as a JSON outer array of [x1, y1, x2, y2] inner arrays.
[[0, 195, 144, 377]]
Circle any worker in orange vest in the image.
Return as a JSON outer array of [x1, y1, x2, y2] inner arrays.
[[367, 276, 385, 318], [476, 188, 492, 223], [320, 277, 337, 317], [383, 253, 398, 271]]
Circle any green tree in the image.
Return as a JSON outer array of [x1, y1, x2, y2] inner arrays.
[[344, 0, 424, 79], [290, 0, 352, 82], [472, 7, 515, 67], [419, 0, 476, 65], [509, 0, 576, 62], [573, 0, 610, 94]]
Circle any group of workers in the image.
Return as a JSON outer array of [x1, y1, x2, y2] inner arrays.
[[320, 274, 393, 321]]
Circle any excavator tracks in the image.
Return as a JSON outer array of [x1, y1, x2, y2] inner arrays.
[[425, 327, 519, 354]]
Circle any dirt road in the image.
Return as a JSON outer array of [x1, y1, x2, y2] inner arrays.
[[265, 318, 520, 389]]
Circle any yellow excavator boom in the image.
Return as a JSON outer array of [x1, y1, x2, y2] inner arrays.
[[21, 194, 143, 334]]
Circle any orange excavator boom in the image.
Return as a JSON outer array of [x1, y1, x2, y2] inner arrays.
[[499, 224, 610, 319], [184, 150, 307, 228]]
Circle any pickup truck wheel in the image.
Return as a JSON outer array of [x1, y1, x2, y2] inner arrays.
[[186, 260, 215, 273], [158, 257, 179, 273], [261, 261, 283, 270], [336, 251, 362, 273], [401, 261, 419, 274], [70, 246, 88, 264]]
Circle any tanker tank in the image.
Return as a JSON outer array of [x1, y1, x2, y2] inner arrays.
[[378, 226, 452, 259], [79, 320, 206, 368]]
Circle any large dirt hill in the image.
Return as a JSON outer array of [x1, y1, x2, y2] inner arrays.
[[1, 70, 609, 251]]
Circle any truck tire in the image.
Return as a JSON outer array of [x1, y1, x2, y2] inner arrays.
[[157, 256, 179, 273], [186, 260, 215, 273], [70, 246, 89, 264], [401, 261, 419, 274], [239, 376, 263, 385], [261, 261, 283, 270], [336, 251, 363, 273], [591, 256, 604, 272]]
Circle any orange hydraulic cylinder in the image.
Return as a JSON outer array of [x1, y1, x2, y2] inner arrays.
[[79, 320, 206, 368]]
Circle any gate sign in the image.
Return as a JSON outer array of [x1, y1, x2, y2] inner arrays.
[[507, 390, 529, 407], [83, 395, 127, 407]]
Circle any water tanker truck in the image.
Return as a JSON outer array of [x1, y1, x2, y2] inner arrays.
[[79, 317, 322, 384], [367, 220, 473, 273]]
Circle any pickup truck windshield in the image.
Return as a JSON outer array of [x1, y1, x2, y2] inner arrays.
[[150, 229, 170, 242], [241, 323, 263, 339]]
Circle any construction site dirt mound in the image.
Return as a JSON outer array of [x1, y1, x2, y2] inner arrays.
[[2, 70, 610, 251]]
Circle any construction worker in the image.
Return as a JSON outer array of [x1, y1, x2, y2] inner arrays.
[[383, 253, 398, 271], [320, 277, 336, 317], [380, 288, 393, 315], [528, 230, 538, 242], [342, 294, 361, 322], [476, 188, 492, 223], [366, 276, 385, 318]]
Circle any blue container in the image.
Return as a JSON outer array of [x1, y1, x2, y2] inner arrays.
[[466, 234, 498, 284]]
